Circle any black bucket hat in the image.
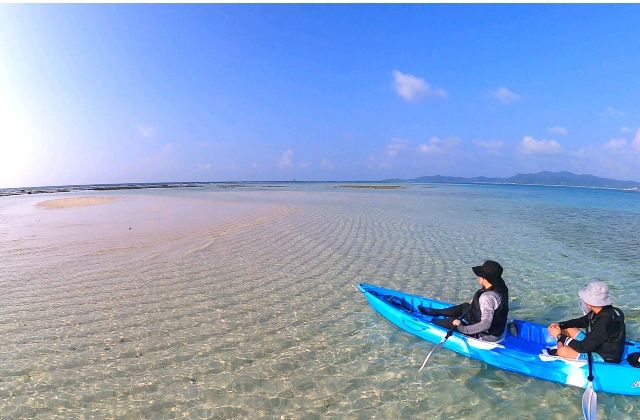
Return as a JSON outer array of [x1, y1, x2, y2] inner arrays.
[[472, 260, 504, 285]]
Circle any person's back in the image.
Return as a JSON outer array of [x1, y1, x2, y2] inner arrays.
[[462, 286, 509, 341], [593, 305, 625, 363]]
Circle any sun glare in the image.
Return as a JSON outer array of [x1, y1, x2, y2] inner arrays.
[[0, 14, 37, 189], [0, 95, 35, 188]]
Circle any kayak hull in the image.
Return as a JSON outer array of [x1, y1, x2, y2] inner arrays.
[[358, 283, 640, 396]]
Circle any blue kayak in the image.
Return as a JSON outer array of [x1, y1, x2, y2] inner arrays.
[[358, 283, 640, 396]]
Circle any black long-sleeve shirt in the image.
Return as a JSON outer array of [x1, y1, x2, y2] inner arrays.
[[558, 306, 625, 363]]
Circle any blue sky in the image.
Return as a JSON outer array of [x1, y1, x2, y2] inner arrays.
[[1, 4, 640, 188]]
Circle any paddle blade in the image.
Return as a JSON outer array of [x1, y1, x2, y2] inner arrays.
[[582, 381, 597, 420]]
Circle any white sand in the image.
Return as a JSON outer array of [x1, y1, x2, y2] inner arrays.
[[1, 190, 297, 417], [37, 196, 119, 209]]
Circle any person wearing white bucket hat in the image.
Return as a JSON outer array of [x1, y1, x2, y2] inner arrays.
[[547, 281, 626, 363]]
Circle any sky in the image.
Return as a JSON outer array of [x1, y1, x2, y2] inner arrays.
[[1, 4, 640, 188]]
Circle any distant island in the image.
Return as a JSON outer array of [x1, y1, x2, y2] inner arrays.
[[384, 171, 640, 190], [335, 185, 405, 190]]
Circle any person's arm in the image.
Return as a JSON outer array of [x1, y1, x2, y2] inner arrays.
[[561, 316, 609, 354], [553, 314, 590, 342], [456, 293, 498, 335], [558, 314, 589, 330]]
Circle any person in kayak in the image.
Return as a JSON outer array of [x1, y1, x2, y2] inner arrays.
[[546, 281, 626, 363], [418, 260, 509, 342]]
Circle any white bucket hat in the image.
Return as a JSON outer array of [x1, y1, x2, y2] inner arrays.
[[578, 281, 613, 307]]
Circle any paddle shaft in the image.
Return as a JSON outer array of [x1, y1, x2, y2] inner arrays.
[[418, 305, 471, 371], [582, 321, 597, 420]]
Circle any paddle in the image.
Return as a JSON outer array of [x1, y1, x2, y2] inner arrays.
[[378, 291, 470, 372], [582, 351, 597, 420], [418, 309, 469, 372]]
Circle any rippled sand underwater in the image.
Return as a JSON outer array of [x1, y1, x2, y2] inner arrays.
[[1, 184, 639, 418]]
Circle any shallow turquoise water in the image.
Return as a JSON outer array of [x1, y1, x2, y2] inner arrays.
[[1, 183, 639, 418]]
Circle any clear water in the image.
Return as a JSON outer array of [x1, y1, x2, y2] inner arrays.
[[1, 183, 639, 418]]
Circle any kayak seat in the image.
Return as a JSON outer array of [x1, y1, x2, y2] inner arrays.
[[512, 320, 550, 346]]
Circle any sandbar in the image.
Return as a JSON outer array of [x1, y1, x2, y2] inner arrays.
[[37, 196, 119, 209]]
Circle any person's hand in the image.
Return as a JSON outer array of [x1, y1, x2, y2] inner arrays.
[[452, 319, 461, 327], [548, 323, 561, 337]]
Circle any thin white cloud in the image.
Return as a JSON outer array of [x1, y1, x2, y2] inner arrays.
[[137, 143, 176, 174], [197, 162, 212, 171], [392, 70, 447, 102], [634, 128, 640, 152], [136, 125, 156, 138], [418, 137, 460, 154], [278, 149, 293, 169], [568, 144, 640, 180], [473, 139, 504, 150], [493, 87, 520, 104], [364, 154, 376, 169], [320, 158, 335, 170], [387, 138, 408, 157], [520, 136, 562, 155], [599, 106, 627, 117], [418, 137, 444, 154], [599, 127, 640, 154], [621, 126, 632, 133], [196, 141, 214, 149], [548, 126, 569, 136], [569, 145, 596, 159], [603, 138, 627, 151]]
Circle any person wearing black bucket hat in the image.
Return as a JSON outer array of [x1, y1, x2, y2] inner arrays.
[[546, 281, 626, 363], [418, 260, 509, 342]]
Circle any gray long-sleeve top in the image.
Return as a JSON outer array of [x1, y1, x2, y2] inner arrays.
[[456, 290, 502, 337]]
